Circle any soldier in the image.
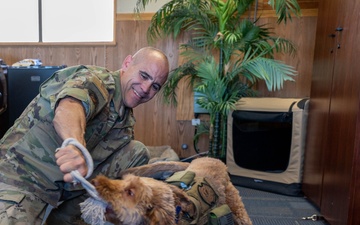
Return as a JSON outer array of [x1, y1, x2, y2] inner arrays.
[[0, 47, 169, 224]]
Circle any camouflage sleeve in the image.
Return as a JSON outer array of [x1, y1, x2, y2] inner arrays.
[[40, 65, 112, 120]]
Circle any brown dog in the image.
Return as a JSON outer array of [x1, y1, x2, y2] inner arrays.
[[91, 157, 252, 225]]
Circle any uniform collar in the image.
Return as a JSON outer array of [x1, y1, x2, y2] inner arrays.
[[111, 70, 127, 116]]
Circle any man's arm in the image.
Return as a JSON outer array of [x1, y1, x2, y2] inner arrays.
[[53, 97, 88, 183]]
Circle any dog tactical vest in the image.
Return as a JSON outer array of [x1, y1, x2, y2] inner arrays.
[[166, 171, 232, 225]]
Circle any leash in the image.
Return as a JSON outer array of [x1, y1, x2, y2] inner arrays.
[[57, 138, 107, 225]]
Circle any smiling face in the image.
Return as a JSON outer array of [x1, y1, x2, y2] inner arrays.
[[120, 47, 169, 108]]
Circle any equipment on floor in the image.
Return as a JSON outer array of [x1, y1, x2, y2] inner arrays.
[[6, 65, 66, 126], [227, 97, 309, 196]]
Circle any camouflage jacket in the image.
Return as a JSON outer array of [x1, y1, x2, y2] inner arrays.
[[0, 65, 135, 206]]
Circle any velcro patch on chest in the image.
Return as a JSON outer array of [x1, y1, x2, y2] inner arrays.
[[187, 177, 218, 209], [197, 178, 218, 206]]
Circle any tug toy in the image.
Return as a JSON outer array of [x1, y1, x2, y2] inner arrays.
[[58, 138, 107, 225]]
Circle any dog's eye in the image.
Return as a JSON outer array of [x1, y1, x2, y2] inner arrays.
[[127, 189, 134, 197]]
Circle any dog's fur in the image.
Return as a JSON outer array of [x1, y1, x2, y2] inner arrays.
[[91, 157, 252, 225]]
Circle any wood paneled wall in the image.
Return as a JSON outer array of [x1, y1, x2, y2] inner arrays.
[[0, 4, 318, 158]]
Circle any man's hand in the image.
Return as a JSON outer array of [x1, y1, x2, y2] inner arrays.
[[53, 97, 87, 183], [55, 144, 88, 183]]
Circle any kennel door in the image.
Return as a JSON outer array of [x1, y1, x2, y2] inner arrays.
[[231, 110, 293, 173]]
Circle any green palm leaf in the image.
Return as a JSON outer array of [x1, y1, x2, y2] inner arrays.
[[239, 54, 297, 91], [134, 0, 301, 158], [268, 0, 301, 23]]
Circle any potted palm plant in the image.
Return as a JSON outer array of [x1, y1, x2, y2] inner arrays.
[[135, 0, 301, 160]]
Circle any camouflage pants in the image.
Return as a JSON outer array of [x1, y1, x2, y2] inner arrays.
[[0, 140, 150, 225], [0, 183, 47, 225]]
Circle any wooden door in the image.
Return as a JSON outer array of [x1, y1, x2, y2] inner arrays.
[[303, 0, 339, 208], [320, 0, 360, 224], [303, 0, 360, 224]]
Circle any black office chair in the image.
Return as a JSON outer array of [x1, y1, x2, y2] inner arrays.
[[0, 60, 8, 116]]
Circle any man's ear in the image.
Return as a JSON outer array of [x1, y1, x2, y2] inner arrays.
[[121, 55, 133, 71]]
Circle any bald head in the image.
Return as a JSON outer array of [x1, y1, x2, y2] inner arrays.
[[120, 47, 170, 108], [132, 47, 169, 73]]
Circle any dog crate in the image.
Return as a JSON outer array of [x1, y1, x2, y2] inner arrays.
[[227, 97, 309, 196]]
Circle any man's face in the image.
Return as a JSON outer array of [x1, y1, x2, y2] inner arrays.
[[120, 52, 169, 108]]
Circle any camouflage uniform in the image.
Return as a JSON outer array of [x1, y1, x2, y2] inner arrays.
[[0, 65, 150, 224]]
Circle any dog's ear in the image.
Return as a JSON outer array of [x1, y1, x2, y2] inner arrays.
[[168, 185, 197, 220], [147, 206, 177, 225], [123, 175, 177, 225], [146, 186, 192, 225], [168, 185, 189, 203]]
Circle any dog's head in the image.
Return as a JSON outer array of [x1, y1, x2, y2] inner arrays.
[[92, 174, 178, 225], [91, 174, 153, 224]]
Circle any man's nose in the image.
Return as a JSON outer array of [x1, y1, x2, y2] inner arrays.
[[141, 81, 152, 94]]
